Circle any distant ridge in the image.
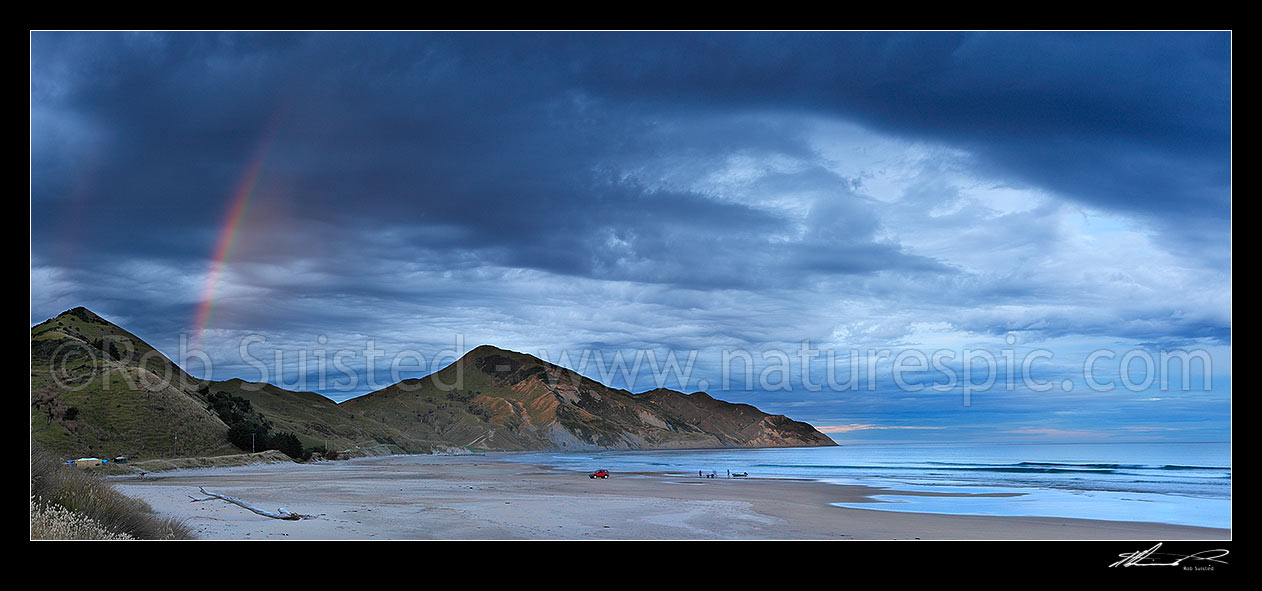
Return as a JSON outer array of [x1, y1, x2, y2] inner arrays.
[[31, 308, 835, 460]]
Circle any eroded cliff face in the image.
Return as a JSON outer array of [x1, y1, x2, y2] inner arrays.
[[343, 345, 837, 451]]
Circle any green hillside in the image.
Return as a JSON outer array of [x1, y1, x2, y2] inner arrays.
[[30, 308, 235, 459], [211, 378, 429, 455]]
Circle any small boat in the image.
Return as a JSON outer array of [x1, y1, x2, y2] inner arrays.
[[731, 472, 748, 478]]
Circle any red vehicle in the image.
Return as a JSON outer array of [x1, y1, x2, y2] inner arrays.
[[589, 469, 610, 479]]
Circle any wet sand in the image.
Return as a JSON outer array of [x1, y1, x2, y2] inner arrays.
[[111, 454, 1231, 540]]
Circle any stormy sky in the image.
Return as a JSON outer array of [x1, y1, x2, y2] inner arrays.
[[30, 31, 1231, 442]]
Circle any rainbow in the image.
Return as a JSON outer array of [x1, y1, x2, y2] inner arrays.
[[191, 145, 268, 349], [189, 94, 299, 351]]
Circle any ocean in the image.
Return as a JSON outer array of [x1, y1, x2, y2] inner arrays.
[[497, 441, 1231, 530]]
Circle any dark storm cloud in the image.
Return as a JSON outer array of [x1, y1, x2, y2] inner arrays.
[[33, 31, 963, 292], [31, 31, 1229, 352], [566, 31, 1229, 226]]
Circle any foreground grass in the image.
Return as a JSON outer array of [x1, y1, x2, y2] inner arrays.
[[30, 497, 134, 540], [30, 444, 194, 540]]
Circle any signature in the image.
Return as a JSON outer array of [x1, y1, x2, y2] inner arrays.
[[1110, 543, 1230, 568]]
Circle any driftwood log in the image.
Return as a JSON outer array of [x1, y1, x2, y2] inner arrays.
[[188, 487, 311, 520]]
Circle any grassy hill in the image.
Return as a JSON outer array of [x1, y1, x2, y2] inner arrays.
[[210, 378, 430, 455], [30, 308, 235, 459]]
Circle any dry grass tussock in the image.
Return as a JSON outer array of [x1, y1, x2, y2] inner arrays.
[[30, 445, 194, 540], [30, 497, 134, 540]]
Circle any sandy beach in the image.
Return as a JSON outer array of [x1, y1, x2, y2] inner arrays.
[[111, 454, 1230, 541]]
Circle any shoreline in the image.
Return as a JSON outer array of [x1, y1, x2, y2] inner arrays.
[[109, 453, 1231, 540]]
